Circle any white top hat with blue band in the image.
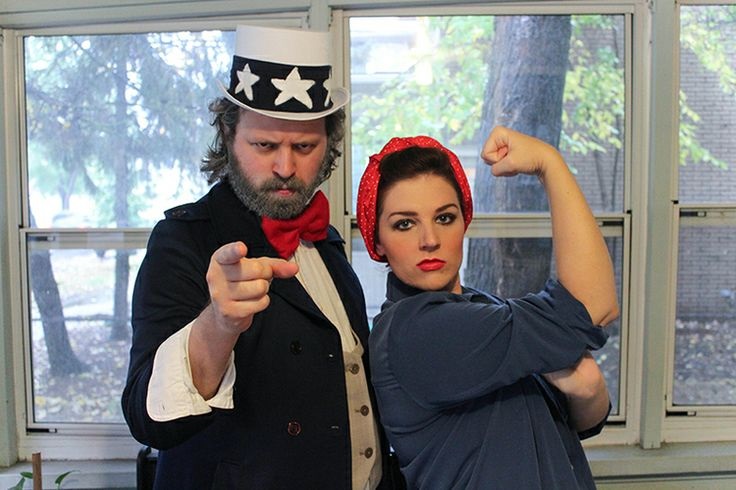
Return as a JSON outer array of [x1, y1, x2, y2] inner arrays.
[[218, 24, 349, 121]]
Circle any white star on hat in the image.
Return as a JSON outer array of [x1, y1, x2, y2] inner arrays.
[[234, 64, 260, 101], [323, 77, 333, 108], [272, 67, 315, 109]]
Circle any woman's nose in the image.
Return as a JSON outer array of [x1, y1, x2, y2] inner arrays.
[[420, 226, 440, 251]]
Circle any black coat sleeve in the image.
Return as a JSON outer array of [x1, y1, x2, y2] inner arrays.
[[121, 216, 219, 449]]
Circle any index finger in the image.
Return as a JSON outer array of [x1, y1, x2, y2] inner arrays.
[[244, 257, 299, 281], [213, 241, 248, 266]]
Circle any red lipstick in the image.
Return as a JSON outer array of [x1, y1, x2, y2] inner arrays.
[[417, 259, 446, 271]]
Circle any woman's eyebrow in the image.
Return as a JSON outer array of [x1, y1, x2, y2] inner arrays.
[[386, 203, 459, 219]]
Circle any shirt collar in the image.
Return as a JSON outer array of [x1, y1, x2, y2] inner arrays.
[[384, 271, 478, 303]]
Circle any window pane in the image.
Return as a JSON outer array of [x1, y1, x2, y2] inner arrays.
[[679, 5, 736, 203], [349, 14, 625, 214], [352, 233, 623, 415], [24, 30, 235, 229], [27, 235, 145, 424], [673, 213, 736, 406]]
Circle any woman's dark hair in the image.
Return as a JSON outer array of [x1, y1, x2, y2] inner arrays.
[[200, 97, 346, 184], [375, 146, 466, 236]]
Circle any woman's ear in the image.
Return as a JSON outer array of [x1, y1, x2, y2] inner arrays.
[[375, 241, 386, 257]]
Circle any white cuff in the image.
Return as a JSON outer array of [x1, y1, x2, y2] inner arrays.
[[146, 321, 236, 422]]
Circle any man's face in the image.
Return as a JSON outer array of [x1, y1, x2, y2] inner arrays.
[[227, 110, 329, 219]]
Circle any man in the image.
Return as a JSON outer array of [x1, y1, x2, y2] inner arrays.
[[122, 24, 403, 489]]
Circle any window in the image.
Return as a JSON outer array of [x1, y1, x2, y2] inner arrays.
[[347, 12, 629, 417], [21, 29, 234, 428], [673, 4, 736, 410]]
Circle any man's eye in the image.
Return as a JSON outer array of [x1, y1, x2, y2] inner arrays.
[[253, 142, 274, 150]]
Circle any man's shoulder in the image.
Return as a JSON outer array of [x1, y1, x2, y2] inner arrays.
[[161, 182, 233, 222], [162, 184, 220, 221], [163, 200, 209, 221]]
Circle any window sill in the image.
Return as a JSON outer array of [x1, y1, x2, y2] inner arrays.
[[0, 459, 135, 489], [1, 442, 735, 488], [589, 441, 736, 482]]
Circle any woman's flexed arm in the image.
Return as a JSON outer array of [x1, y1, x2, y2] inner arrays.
[[481, 126, 619, 326]]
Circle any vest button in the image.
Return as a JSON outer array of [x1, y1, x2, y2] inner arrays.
[[287, 421, 302, 436], [290, 341, 302, 355]]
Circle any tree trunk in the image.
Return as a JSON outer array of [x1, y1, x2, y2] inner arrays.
[[110, 45, 131, 341], [28, 215, 88, 375], [466, 16, 571, 297]]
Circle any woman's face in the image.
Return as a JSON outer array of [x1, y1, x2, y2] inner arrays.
[[376, 173, 464, 294]]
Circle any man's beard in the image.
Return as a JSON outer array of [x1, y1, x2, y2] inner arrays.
[[226, 156, 329, 220]]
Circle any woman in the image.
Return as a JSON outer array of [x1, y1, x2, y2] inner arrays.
[[356, 127, 619, 489]]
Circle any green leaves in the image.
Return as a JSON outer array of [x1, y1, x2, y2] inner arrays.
[[8, 469, 76, 490]]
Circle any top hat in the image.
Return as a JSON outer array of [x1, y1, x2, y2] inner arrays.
[[218, 24, 349, 121]]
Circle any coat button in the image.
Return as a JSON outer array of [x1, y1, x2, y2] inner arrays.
[[290, 341, 302, 355], [359, 405, 370, 416], [348, 364, 360, 374], [170, 209, 187, 218], [363, 447, 374, 459], [287, 421, 302, 436]]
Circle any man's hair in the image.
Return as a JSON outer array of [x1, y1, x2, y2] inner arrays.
[[200, 98, 346, 184]]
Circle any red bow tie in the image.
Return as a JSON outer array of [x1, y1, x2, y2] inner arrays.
[[261, 191, 330, 258]]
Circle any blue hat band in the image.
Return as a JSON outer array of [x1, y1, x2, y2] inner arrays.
[[227, 56, 334, 114]]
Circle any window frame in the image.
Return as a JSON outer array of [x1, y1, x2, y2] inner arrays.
[[1, 0, 735, 471], [335, 2, 644, 446], [659, 0, 736, 443], [3, 12, 311, 461]]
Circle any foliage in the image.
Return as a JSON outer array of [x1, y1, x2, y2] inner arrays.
[[680, 91, 728, 169], [351, 16, 493, 155], [352, 11, 735, 173], [563, 15, 624, 159], [24, 31, 231, 227], [679, 5, 736, 168], [351, 14, 625, 168], [9, 470, 75, 490]]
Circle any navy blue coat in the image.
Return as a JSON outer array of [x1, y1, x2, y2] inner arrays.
[[122, 181, 397, 489]]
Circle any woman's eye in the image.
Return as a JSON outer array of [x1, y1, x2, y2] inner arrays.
[[393, 219, 413, 231], [437, 213, 457, 225]]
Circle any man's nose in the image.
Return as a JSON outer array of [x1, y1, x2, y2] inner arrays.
[[273, 148, 296, 179]]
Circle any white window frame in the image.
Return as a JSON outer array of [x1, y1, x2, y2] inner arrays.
[[655, 0, 736, 447], [334, 1, 646, 448], [0, 0, 735, 483], [3, 11, 310, 461]]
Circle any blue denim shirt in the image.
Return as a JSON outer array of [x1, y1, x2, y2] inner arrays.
[[369, 273, 609, 490]]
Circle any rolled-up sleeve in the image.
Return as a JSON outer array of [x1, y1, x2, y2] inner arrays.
[[380, 280, 608, 409], [147, 321, 235, 421]]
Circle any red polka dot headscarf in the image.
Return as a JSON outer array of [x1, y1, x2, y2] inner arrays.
[[356, 135, 474, 262]]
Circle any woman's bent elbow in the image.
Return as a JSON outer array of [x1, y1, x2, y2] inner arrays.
[[587, 297, 619, 327], [597, 302, 620, 327]]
